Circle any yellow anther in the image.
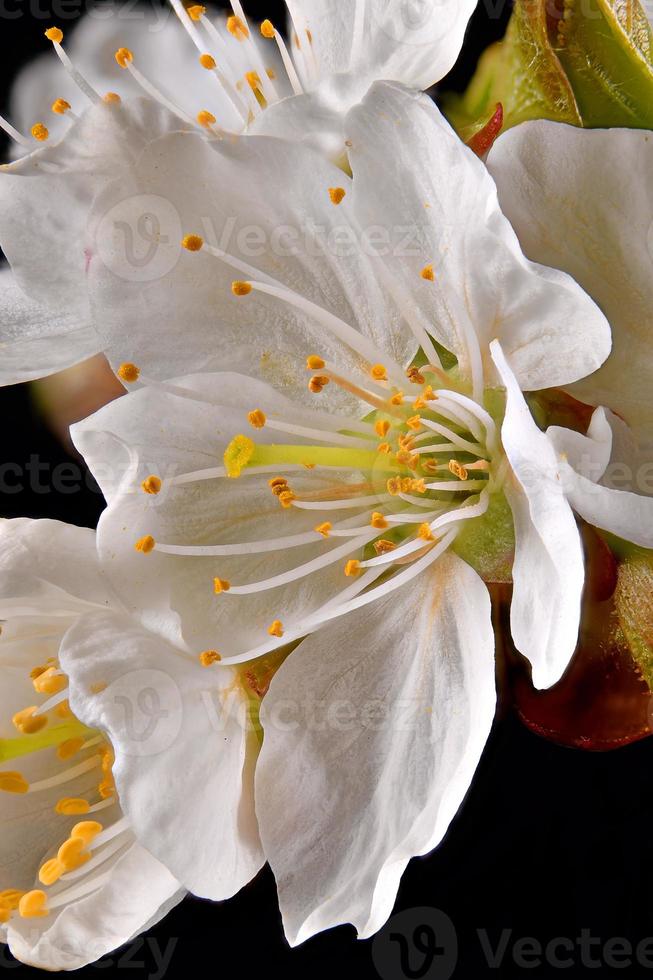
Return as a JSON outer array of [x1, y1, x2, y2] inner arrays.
[[199, 650, 222, 667], [377, 442, 391, 454], [344, 560, 361, 577], [396, 449, 416, 467], [227, 14, 249, 39], [266, 67, 277, 80], [279, 489, 297, 508], [98, 777, 115, 800], [328, 187, 346, 206], [387, 477, 402, 496], [182, 234, 204, 253], [449, 460, 469, 481], [115, 47, 133, 69], [419, 523, 435, 541], [421, 263, 435, 281], [56, 701, 72, 719], [142, 475, 162, 495], [0, 907, 9, 925], [370, 364, 387, 381], [409, 478, 427, 493], [31, 123, 49, 142], [308, 375, 330, 394], [374, 539, 396, 556], [55, 797, 91, 816], [390, 391, 404, 406], [187, 4, 205, 20], [213, 578, 231, 594], [0, 771, 29, 794], [103, 92, 121, 104], [406, 415, 422, 431], [246, 71, 262, 92], [197, 109, 217, 128], [199, 53, 216, 69], [32, 666, 66, 696], [314, 522, 332, 538], [398, 434, 416, 450], [0, 891, 24, 911], [45, 26, 63, 42], [30, 663, 50, 680], [57, 837, 90, 872], [13, 707, 47, 735], [232, 280, 253, 296], [268, 620, 284, 638], [39, 859, 64, 887], [371, 512, 389, 529], [261, 19, 276, 38], [375, 420, 390, 438], [135, 535, 156, 554], [269, 477, 289, 497], [224, 434, 255, 478], [19, 891, 48, 919], [56, 738, 85, 761], [247, 409, 266, 429], [407, 366, 425, 385], [71, 821, 103, 846], [117, 362, 140, 383], [100, 745, 114, 772], [306, 354, 326, 371], [51, 98, 71, 115]]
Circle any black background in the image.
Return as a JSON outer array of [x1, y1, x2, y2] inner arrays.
[[3, 2, 653, 977]]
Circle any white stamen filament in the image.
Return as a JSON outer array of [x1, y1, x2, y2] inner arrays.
[[420, 419, 484, 456], [425, 479, 488, 492], [0, 113, 30, 147], [350, 0, 367, 68], [228, 1, 280, 103], [33, 687, 70, 716], [50, 40, 101, 104], [123, 61, 197, 128], [269, 25, 304, 95], [59, 834, 131, 882], [291, 493, 393, 511], [28, 755, 100, 793]]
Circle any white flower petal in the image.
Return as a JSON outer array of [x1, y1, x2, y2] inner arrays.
[[345, 83, 611, 391], [547, 406, 613, 482], [0, 267, 99, 385], [487, 121, 653, 440], [60, 608, 264, 901], [256, 551, 495, 945], [490, 341, 584, 690]]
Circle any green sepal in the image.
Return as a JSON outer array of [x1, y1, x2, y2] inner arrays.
[[452, 490, 515, 584]]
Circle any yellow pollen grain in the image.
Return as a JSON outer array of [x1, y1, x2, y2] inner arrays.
[[98, 778, 115, 800], [135, 535, 156, 554], [187, 4, 205, 20], [308, 375, 329, 393], [344, 560, 361, 577], [421, 263, 435, 281], [57, 837, 89, 872], [224, 434, 255, 478], [247, 409, 266, 429], [214, 577, 231, 594], [0, 891, 24, 911], [306, 354, 325, 370], [406, 415, 422, 431], [103, 92, 121, 104], [279, 489, 297, 509], [199, 650, 222, 667], [232, 280, 253, 296], [375, 420, 390, 438], [142, 475, 162, 496], [407, 366, 425, 385], [199, 53, 216, 69], [117, 362, 140, 383], [71, 821, 103, 845], [374, 539, 396, 556], [314, 522, 332, 537], [419, 523, 435, 541], [114, 47, 133, 69], [410, 478, 427, 493], [268, 620, 284, 638], [56, 701, 72, 719], [370, 364, 387, 381], [266, 67, 277, 80], [39, 859, 64, 887], [13, 707, 47, 735], [45, 26, 63, 42], [31, 123, 49, 142], [328, 187, 346, 206], [261, 19, 275, 38], [197, 109, 216, 128], [33, 667, 66, 696], [51, 98, 71, 115], [371, 512, 388, 529], [269, 476, 289, 494], [19, 891, 48, 919], [182, 234, 204, 253], [246, 71, 262, 92], [377, 442, 391, 454], [55, 797, 91, 816], [449, 460, 469, 481], [390, 392, 404, 406], [396, 449, 415, 467], [227, 14, 249, 39], [56, 738, 85, 762], [387, 477, 401, 496], [0, 772, 29, 794]]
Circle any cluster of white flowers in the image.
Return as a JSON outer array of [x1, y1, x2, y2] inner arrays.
[[0, 0, 652, 970]]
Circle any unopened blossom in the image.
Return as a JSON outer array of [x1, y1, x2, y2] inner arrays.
[[0, 518, 261, 969], [487, 121, 653, 471], [64, 83, 653, 944]]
